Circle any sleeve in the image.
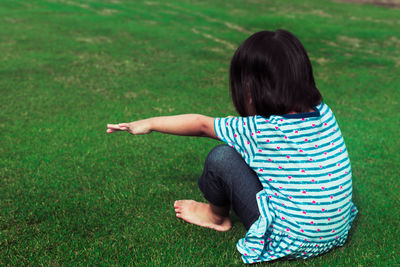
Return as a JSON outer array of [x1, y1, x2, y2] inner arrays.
[[214, 116, 258, 163]]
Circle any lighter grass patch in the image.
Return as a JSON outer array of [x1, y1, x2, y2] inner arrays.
[[0, 40, 17, 46], [336, 0, 400, 7], [124, 92, 137, 99], [223, 22, 251, 34], [143, 20, 158, 25], [315, 57, 331, 65], [208, 47, 228, 54], [273, 7, 333, 19], [385, 36, 400, 47], [76, 36, 112, 44], [91, 86, 112, 98], [315, 71, 330, 82], [283, 14, 297, 19], [323, 40, 339, 47], [153, 106, 175, 113], [160, 10, 180, 15], [164, 2, 218, 23], [310, 9, 333, 17], [392, 56, 400, 67], [338, 36, 361, 48], [48, 0, 90, 10], [65, 0, 90, 9], [4, 17, 23, 23], [144, 1, 159, 6], [21, 2, 34, 8], [165, 2, 251, 35], [229, 9, 247, 16], [97, 8, 119, 16], [53, 74, 82, 87], [192, 28, 236, 50], [349, 15, 399, 25], [53, 53, 146, 97]]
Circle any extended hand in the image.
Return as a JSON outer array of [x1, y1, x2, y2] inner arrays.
[[107, 121, 152, 135], [107, 114, 216, 139]]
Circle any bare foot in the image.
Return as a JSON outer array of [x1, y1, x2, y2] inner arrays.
[[174, 200, 232, 232]]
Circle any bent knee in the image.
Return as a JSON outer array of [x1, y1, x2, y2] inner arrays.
[[206, 145, 240, 168]]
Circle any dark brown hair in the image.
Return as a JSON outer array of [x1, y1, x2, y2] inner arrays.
[[230, 29, 322, 117]]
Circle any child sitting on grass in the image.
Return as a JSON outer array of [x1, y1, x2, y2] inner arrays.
[[106, 29, 357, 264]]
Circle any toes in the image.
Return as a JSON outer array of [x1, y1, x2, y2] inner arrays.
[[174, 200, 186, 208], [174, 201, 183, 214]]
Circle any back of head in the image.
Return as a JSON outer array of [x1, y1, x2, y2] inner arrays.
[[230, 29, 323, 117]]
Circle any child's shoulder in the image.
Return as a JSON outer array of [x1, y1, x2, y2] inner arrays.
[[253, 102, 330, 123], [215, 102, 334, 131]]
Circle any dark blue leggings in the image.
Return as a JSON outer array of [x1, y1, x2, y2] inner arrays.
[[198, 145, 262, 230]]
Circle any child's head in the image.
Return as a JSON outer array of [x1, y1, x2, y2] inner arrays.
[[230, 29, 322, 117]]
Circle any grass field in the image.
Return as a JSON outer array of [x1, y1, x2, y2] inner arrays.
[[1, 0, 399, 265]]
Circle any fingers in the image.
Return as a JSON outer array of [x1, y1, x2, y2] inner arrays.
[[118, 123, 130, 128], [106, 123, 129, 133], [107, 124, 120, 129]]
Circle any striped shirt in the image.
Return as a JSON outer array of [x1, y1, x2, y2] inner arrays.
[[214, 103, 357, 264]]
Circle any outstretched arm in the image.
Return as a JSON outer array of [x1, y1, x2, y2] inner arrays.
[[107, 114, 218, 139]]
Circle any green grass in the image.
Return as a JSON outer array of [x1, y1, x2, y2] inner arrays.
[[0, 0, 399, 265]]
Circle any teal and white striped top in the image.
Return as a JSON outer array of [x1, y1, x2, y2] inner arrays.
[[214, 103, 357, 264]]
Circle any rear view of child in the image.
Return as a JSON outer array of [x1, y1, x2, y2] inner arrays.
[[107, 29, 357, 263]]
